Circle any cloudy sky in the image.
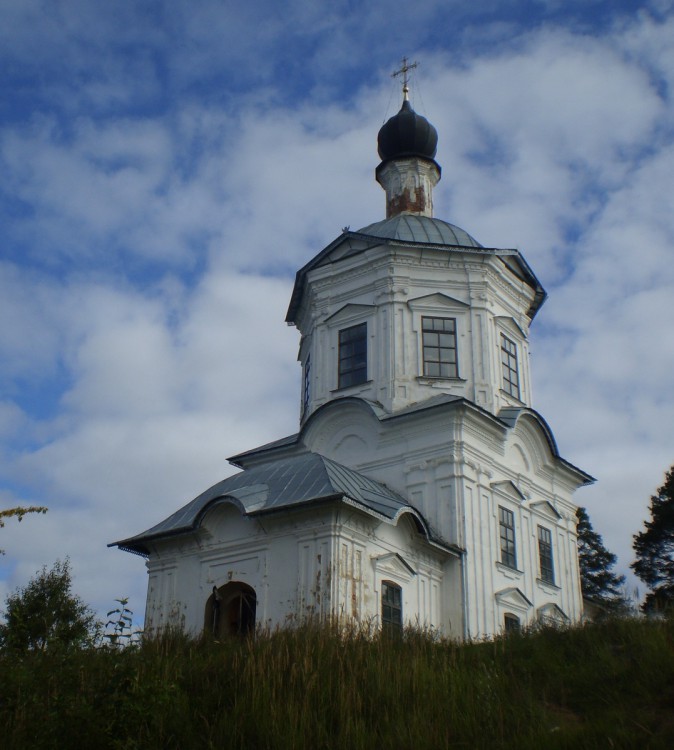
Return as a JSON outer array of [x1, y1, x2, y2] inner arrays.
[[1, 0, 673, 624]]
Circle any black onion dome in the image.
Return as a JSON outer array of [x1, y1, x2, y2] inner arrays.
[[377, 100, 438, 161]]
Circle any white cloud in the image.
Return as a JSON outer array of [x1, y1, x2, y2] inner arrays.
[[0, 259, 299, 618], [2, 3, 674, 621]]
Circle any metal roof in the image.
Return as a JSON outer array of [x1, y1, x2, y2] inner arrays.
[[228, 395, 465, 468], [357, 214, 481, 248], [286, 217, 546, 324], [377, 99, 438, 162], [229, 398, 594, 487], [112, 451, 455, 557]]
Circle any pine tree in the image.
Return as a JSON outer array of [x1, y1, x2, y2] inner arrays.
[[632, 465, 674, 613], [576, 507, 626, 610]]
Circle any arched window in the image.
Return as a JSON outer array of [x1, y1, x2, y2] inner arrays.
[[205, 582, 257, 638], [381, 581, 402, 632]]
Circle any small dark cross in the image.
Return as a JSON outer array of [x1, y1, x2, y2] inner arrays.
[[392, 57, 418, 99]]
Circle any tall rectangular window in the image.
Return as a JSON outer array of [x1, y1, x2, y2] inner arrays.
[[381, 581, 402, 632], [500, 333, 520, 399], [422, 316, 458, 378], [302, 355, 311, 416], [499, 506, 517, 569], [338, 323, 367, 389], [538, 526, 555, 584]]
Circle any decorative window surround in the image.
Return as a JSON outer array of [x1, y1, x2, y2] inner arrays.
[[529, 500, 562, 521], [371, 552, 417, 582], [491, 481, 527, 504], [537, 603, 569, 626], [536, 578, 561, 592], [496, 561, 524, 580], [495, 587, 533, 619]]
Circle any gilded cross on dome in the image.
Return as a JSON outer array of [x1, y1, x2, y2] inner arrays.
[[392, 57, 418, 100]]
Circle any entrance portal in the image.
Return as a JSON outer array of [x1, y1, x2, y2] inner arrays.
[[205, 582, 257, 638]]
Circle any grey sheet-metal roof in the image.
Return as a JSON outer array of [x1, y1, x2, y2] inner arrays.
[[229, 398, 594, 488], [112, 451, 455, 557], [228, 396, 464, 468], [286, 216, 546, 324], [357, 214, 482, 248]]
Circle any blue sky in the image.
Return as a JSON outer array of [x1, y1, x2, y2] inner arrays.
[[1, 0, 673, 621]]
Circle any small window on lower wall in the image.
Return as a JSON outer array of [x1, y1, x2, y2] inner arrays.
[[504, 613, 521, 633], [381, 581, 402, 632]]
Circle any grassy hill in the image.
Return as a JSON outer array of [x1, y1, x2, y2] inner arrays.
[[1, 617, 673, 749]]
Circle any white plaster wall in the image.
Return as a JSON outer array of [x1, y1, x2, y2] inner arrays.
[[296, 244, 536, 422], [302, 398, 587, 639], [142, 232, 585, 641], [144, 502, 457, 636]]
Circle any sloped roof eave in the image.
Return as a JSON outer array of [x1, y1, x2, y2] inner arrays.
[[111, 487, 459, 559], [286, 229, 547, 324], [111, 452, 455, 555]]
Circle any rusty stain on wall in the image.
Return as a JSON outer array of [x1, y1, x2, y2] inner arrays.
[[387, 189, 429, 218]]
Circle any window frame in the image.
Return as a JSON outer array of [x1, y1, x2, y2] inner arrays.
[[421, 316, 459, 379], [338, 322, 368, 389], [500, 333, 521, 399], [499, 506, 517, 570], [381, 580, 403, 632], [537, 525, 555, 584]]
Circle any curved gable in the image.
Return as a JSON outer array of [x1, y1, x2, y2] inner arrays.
[[507, 413, 558, 476], [500, 407, 594, 486], [301, 397, 383, 462], [198, 500, 257, 546]]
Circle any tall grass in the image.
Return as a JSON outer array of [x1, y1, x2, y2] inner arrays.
[[1, 617, 673, 749]]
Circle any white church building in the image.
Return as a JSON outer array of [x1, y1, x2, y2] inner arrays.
[[114, 80, 593, 640]]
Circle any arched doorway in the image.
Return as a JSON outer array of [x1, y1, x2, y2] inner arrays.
[[205, 582, 257, 638]]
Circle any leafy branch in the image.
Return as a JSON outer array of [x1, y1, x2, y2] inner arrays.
[[0, 506, 48, 555]]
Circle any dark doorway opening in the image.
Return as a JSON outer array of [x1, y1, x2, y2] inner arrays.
[[205, 581, 257, 638]]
